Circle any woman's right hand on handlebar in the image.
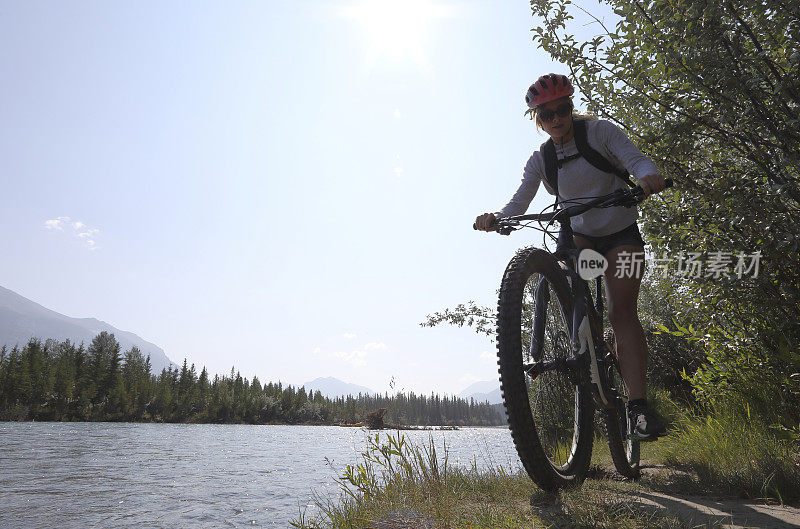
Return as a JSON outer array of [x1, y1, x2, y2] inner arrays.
[[475, 213, 497, 231]]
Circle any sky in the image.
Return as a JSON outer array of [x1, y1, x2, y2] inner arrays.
[[0, 0, 617, 395]]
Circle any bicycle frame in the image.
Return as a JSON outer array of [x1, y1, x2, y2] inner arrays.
[[489, 182, 675, 485], [529, 219, 613, 409], [497, 179, 673, 411]]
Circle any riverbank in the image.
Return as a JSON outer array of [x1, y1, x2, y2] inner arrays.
[[0, 417, 469, 430], [295, 470, 800, 529], [292, 420, 800, 529]]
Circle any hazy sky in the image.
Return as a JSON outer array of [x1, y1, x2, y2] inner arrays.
[[1, 0, 616, 395]]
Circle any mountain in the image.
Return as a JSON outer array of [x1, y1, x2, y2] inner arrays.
[[467, 387, 503, 405], [458, 380, 503, 405], [0, 285, 176, 374], [457, 380, 499, 398], [303, 376, 374, 399]]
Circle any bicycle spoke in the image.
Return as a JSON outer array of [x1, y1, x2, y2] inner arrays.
[[497, 246, 593, 490], [523, 274, 578, 469]]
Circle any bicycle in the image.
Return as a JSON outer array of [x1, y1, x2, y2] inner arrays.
[[476, 179, 672, 491]]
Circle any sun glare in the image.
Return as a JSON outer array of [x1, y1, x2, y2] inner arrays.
[[341, 0, 452, 68]]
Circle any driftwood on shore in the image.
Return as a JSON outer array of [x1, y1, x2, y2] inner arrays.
[[336, 422, 459, 430], [365, 407, 388, 429], [384, 424, 459, 431], [363, 407, 460, 430]]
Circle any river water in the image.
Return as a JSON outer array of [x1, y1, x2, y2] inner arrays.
[[0, 423, 519, 528]]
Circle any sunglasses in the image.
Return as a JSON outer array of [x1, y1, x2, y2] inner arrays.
[[537, 103, 573, 122]]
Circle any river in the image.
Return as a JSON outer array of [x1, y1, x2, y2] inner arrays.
[[0, 422, 519, 528]]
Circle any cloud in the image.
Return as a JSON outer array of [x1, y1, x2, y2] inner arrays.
[[480, 351, 495, 363], [330, 341, 388, 368], [43, 217, 68, 230], [343, 333, 357, 339], [393, 167, 403, 178], [393, 108, 402, 119], [43, 216, 100, 250], [331, 349, 367, 367]]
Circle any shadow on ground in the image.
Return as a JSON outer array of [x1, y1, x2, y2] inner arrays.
[[606, 463, 800, 529], [628, 490, 800, 529]]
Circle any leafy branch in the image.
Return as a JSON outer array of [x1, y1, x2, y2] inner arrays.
[[420, 301, 497, 338]]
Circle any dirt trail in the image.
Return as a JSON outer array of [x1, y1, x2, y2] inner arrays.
[[365, 465, 800, 529], [628, 491, 800, 528], [626, 466, 800, 529]]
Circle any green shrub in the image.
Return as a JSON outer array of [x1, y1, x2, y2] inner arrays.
[[659, 403, 800, 503]]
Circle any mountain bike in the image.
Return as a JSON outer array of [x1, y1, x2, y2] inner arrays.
[[477, 180, 672, 491]]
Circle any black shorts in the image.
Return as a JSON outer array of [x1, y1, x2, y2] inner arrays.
[[573, 223, 645, 256]]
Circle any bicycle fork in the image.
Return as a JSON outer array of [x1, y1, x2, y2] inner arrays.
[[529, 276, 549, 362], [524, 272, 613, 410], [524, 277, 578, 382]]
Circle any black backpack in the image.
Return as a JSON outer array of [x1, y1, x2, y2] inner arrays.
[[541, 119, 636, 196]]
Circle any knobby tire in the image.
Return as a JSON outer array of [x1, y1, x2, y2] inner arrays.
[[601, 329, 641, 479], [496, 247, 594, 491]]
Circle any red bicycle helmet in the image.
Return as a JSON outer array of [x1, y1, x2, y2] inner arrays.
[[525, 73, 574, 109]]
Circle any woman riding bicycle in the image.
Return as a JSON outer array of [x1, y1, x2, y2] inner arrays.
[[475, 73, 667, 441]]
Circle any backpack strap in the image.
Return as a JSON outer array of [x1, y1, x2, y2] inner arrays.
[[540, 120, 637, 199], [541, 138, 559, 194], [573, 120, 637, 188]]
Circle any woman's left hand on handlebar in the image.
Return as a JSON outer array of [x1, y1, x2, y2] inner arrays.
[[637, 174, 667, 198]]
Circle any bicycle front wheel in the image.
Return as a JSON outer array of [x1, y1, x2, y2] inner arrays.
[[497, 247, 594, 491]]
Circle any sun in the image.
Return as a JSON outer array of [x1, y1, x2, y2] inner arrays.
[[341, 0, 452, 68]]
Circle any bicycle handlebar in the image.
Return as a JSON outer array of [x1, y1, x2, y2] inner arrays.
[[473, 178, 673, 231]]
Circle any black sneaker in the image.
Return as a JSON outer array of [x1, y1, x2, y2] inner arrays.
[[627, 404, 666, 441]]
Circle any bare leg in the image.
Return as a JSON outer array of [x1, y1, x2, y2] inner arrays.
[[603, 245, 647, 400], [570, 236, 648, 399]]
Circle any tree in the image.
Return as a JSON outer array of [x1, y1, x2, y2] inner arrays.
[[0, 336, 505, 426], [52, 340, 79, 418], [22, 339, 51, 417], [197, 366, 210, 412], [1, 346, 28, 417], [72, 343, 92, 419], [87, 332, 125, 418], [122, 346, 152, 419], [527, 0, 800, 425]]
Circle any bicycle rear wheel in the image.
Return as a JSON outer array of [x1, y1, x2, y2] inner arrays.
[[601, 329, 641, 478], [497, 247, 594, 491]]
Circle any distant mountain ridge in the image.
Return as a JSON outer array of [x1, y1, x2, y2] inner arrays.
[[303, 376, 374, 399], [458, 380, 503, 405], [0, 285, 176, 374], [466, 387, 502, 404]]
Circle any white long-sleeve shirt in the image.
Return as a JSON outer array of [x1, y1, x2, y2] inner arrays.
[[498, 119, 659, 237]]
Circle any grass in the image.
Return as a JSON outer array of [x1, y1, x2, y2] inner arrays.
[[655, 403, 800, 503], [292, 432, 538, 528], [292, 398, 800, 528], [291, 432, 693, 528]]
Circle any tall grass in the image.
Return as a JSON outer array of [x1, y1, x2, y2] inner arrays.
[[658, 402, 800, 503], [291, 432, 537, 528], [291, 399, 800, 529], [292, 432, 693, 528]]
